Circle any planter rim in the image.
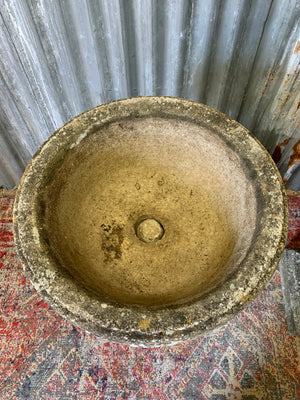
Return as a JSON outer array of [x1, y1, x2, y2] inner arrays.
[[13, 96, 288, 346]]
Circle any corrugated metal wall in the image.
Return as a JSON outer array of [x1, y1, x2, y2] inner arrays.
[[0, 0, 299, 189]]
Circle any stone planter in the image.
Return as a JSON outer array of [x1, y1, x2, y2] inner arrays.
[[13, 97, 288, 346]]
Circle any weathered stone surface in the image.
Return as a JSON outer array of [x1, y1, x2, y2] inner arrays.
[[13, 97, 288, 346]]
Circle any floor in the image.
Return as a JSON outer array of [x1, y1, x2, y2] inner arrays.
[[1, 190, 300, 399]]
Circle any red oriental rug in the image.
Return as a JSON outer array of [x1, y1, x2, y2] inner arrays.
[[0, 189, 300, 399]]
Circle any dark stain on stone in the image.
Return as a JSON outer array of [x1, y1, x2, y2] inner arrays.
[[38, 198, 46, 217], [101, 224, 124, 262]]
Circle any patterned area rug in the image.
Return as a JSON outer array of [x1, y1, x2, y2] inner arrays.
[[1, 190, 300, 399], [286, 195, 300, 250]]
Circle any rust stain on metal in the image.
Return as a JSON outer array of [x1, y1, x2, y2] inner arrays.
[[272, 146, 282, 164], [288, 138, 300, 169], [272, 138, 291, 164], [261, 65, 281, 98], [280, 93, 292, 110], [284, 74, 291, 85], [294, 41, 300, 56]]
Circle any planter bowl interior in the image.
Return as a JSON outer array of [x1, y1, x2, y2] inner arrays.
[[14, 97, 288, 346]]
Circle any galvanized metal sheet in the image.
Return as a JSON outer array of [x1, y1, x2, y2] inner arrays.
[[0, 0, 299, 188]]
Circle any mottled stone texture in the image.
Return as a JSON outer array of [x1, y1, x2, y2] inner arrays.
[[14, 98, 288, 345]]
